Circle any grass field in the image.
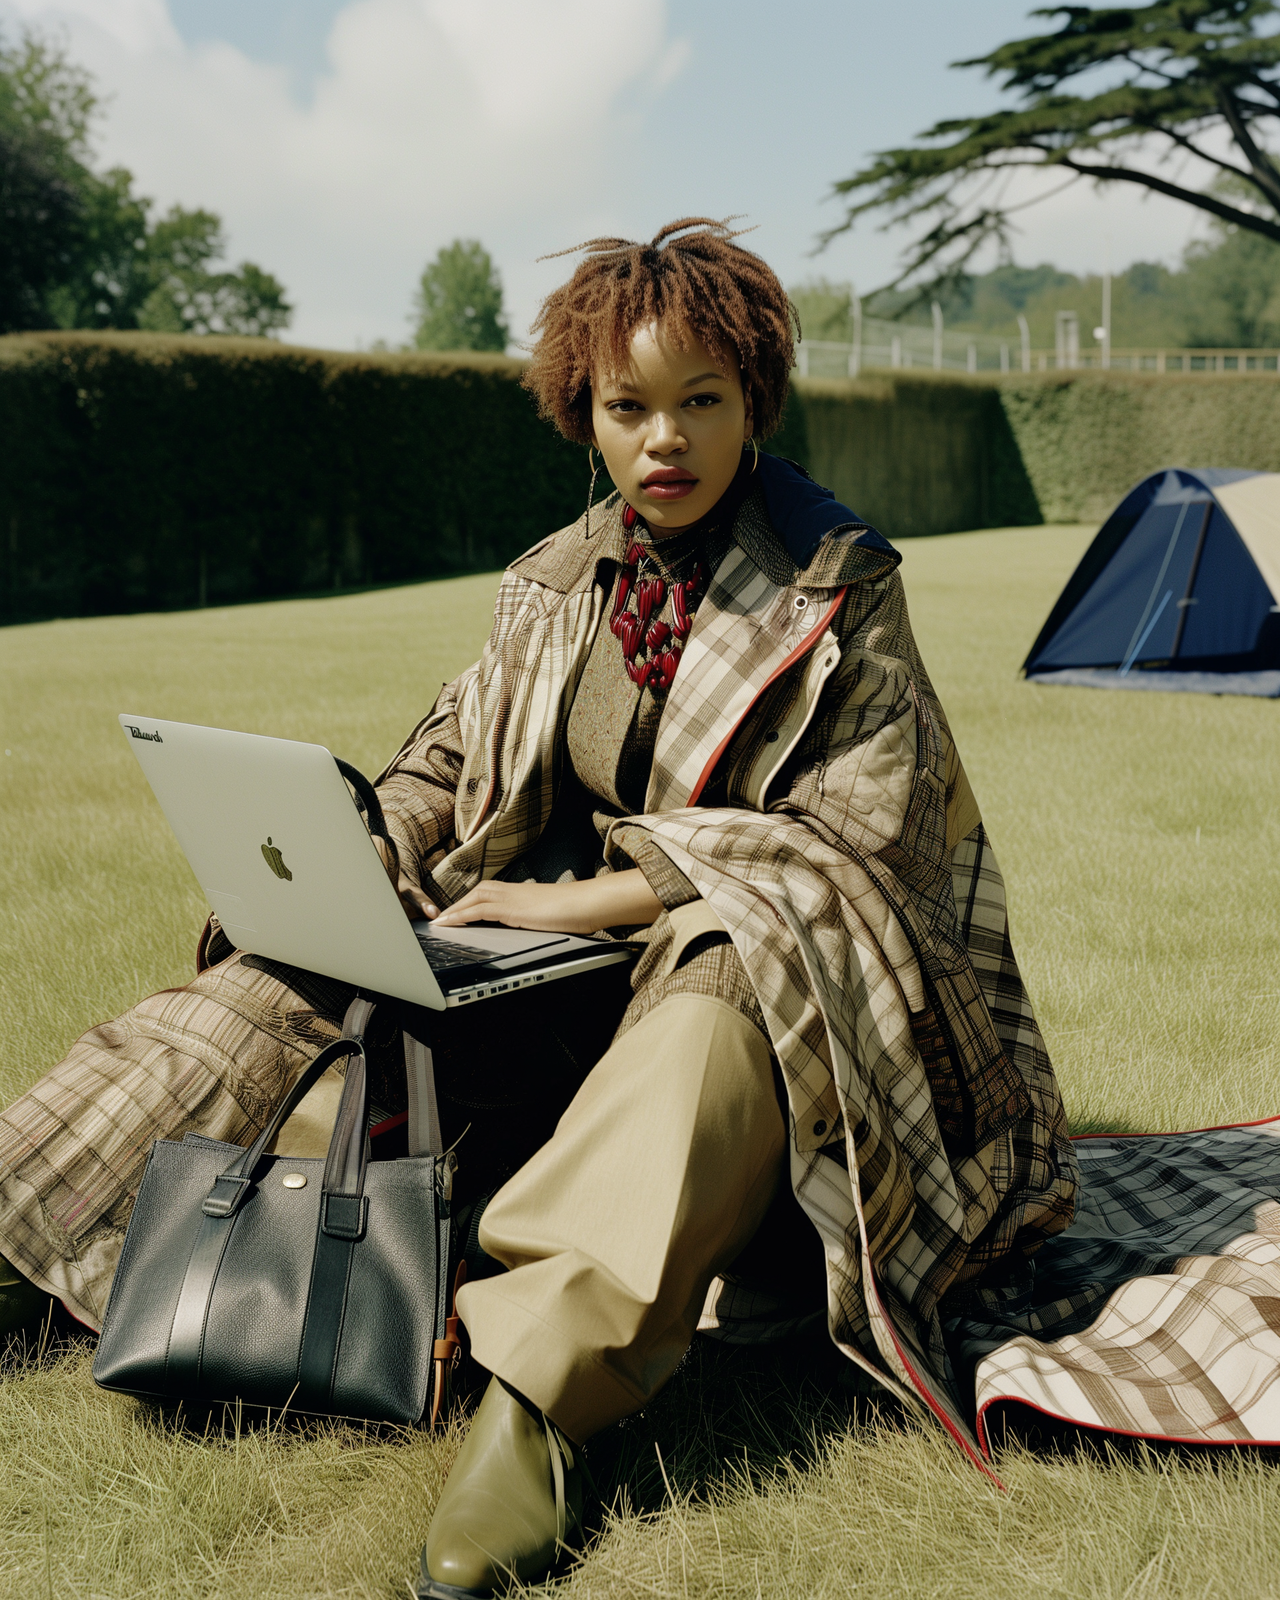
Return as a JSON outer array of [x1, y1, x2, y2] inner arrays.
[[3, 526, 1280, 1598]]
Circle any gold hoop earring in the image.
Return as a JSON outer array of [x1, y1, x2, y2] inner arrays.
[[585, 447, 601, 541], [746, 437, 759, 473]]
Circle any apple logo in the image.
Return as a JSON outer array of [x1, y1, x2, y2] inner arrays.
[[261, 837, 293, 881]]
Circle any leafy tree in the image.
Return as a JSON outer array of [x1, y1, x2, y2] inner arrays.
[[0, 30, 93, 330], [1179, 217, 1280, 342], [0, 27, 290, 336], [0, 120, 82, 330], [412, 239, 508, 352], [137, 209, 291, 337], [826, 1, 1280, 302]]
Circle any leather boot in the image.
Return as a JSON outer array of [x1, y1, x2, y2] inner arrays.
[[0, 1255, 54, 1346], [417, 1377, 585, 1598]]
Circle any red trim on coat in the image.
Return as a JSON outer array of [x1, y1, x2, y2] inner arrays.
[[370, 1110, 409, 1138], [685, 587, 848, 807]]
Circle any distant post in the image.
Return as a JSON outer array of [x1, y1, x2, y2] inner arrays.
[[1018, 314, 1031, 372], [1055, 310, 1080, 369], [849, 289, 862, 378], [931, 301, 943, 370]]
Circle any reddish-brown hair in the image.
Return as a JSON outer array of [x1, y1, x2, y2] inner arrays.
[[522, 218, 798, 446]]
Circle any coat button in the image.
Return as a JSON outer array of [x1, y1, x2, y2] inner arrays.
[[812, 1119, 827, 1137], [765, 731, 779, 743], [282, 1172, 307, 1189]]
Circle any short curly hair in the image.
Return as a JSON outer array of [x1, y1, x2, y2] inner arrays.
[[522, 218, 798, 447]]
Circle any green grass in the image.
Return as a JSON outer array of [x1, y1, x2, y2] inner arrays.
[[3, 527, 1280, 1598]]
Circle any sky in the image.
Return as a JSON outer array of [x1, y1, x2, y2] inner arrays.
[[0, 0, 1225, 350]]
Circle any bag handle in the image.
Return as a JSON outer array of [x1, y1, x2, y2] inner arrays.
[[335, 757, 399, 880], [202, 998, 374, 1223], [171, 1000, 383, 1399]]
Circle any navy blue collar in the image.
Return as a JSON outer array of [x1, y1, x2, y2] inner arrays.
[[756, 452, 891, 568]]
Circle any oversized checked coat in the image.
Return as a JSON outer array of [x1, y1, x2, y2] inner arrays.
[[374, 459, 1080, 1466]]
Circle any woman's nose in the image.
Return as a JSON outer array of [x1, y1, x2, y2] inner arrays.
[[645, 412, 686, 455]]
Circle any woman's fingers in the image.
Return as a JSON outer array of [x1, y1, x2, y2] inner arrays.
[[400, 882, 438, 920], [370, 836, 439, 920], [433, 884, 516, 927]]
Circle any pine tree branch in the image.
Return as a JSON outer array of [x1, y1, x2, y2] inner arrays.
[[1059, 153, 1280, 239], [1148, 120, 1261, 182], [1241, 70, 1280, 111], [1215, 84, 1280, 207]]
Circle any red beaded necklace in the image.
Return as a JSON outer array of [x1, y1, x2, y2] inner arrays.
[[610, 504, 706, 692]]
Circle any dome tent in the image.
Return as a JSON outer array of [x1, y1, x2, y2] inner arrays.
[[1023, 469, 1280, 697]]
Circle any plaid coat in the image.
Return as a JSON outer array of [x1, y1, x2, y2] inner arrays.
[[376, 481, 1079, 1467]]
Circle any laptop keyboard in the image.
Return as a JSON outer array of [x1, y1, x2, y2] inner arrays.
[[416, 933, 497, 972]]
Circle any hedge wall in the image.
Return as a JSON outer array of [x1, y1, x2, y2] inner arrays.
[[791, 368, 1280, 535], [5, 332, 1280, 624], [0, 332, 585, 625]]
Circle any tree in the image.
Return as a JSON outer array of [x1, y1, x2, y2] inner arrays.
[[0, 30, 93, 330], [1178, 212, 1280, 342], [0, 27, 291, 336], [0, 121, 82, 331], [136, 209, 291, 337], [826, 1, 1280, 303], [412, 239, 508, 352]]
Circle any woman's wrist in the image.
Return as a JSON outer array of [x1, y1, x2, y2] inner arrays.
[[582, 868, 663, 930]]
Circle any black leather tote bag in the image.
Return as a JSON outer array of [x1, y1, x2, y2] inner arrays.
[[93, 1003, 455, 1426]]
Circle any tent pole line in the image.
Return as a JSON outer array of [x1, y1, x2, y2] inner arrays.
[[1169, 500, 1214, 661]]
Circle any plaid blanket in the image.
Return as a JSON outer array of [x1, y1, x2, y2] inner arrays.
[[951, 1118, 1280, 1448]]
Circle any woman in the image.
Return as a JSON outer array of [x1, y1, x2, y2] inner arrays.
[[0, 220, 1077, 1598]]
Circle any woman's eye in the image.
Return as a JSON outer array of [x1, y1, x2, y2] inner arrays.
[[684, 393, 721, 409], [607, 399, 642, 413]]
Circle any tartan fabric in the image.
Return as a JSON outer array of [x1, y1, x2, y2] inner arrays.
[[0, 955, 349, 1325], [374, 489, 1078, 1461], [618, 908, 768, 1041], [953, 1122, 1280, 1444]]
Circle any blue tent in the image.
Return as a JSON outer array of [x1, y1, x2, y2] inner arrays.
[[1023, 468, 1280, 697]]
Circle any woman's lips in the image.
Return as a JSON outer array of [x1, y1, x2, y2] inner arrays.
[[642, 473, 698, 501]]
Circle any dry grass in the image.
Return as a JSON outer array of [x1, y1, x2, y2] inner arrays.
[[2, 526, 1279, 1598]]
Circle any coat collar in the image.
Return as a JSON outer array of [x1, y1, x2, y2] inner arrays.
[[511, 456, 899, 597]]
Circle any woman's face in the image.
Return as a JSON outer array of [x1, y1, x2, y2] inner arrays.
[[590, 321, 753, 533]]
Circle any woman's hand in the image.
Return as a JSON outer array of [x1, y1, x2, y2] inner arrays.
[[373, 836, 439, 921], [433, 869, 663, 937]]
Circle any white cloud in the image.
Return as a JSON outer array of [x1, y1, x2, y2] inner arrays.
[[2, 0, 687, 346]]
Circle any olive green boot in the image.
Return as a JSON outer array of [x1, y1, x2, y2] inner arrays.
[[417, 1378, 586, 1599], [0, 1255, 54, 1346]]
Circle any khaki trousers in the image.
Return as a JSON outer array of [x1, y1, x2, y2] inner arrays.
[[457, 992, 786, 1444]]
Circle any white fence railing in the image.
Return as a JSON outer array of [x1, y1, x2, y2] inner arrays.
[[797, 323, 1280, 378]]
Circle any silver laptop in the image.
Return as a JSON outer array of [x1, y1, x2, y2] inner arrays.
[[119, 715, 633, 1010]]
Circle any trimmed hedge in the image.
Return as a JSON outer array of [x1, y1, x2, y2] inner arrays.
[[794, 368, 1280, 536], [0, 333, 585, 625], [5, 333, 1280, 623], [995, 370, 1280, 523]]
